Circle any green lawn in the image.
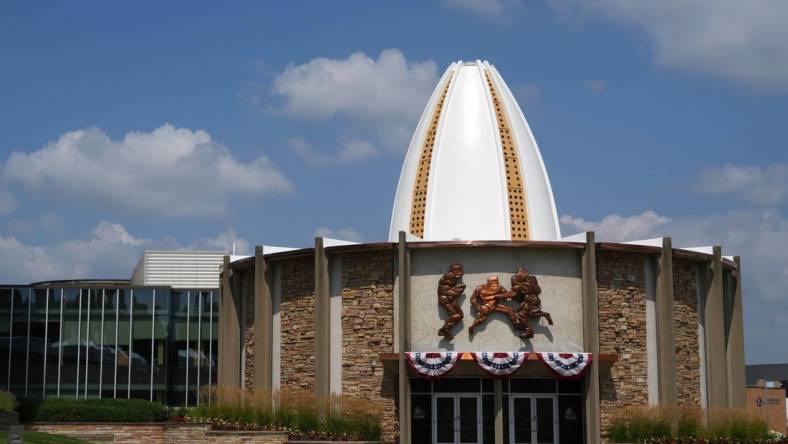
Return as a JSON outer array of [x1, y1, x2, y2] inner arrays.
[[0, 431, 89, 443]]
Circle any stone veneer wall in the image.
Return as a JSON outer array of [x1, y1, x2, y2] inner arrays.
[[340, 251, 398, 442], [26, 423, 289, 443], [597, 251, 648, 432], [673, 258, 701, 406], [243, 269, 256, 389], [279, 257, 316, 391]]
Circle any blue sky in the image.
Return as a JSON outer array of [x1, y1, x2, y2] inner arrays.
[[0, 1, 786, 363]]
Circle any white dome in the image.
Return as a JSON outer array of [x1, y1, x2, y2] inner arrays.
[[389, 60, 561, 242]]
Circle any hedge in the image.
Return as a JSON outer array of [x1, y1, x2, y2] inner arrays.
[[24, 398, 168, 423]]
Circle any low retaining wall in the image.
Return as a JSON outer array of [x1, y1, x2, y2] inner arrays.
[[25, 423, 289, 443]]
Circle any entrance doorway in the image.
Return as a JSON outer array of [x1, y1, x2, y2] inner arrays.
[[509, 395, 557, 444], [433, 394, 482, 444]]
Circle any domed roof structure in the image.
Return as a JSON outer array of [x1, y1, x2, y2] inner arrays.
[[389, 60, 561, 242]]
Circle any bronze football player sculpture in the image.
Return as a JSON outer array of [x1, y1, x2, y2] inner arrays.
[[437, 262, 466, 340], [467, 276, 519, 335], [506, 267, 553, 338]]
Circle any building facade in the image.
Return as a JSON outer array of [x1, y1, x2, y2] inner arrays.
[[0, 251, 226, 406], [217, 60, 748, 443]]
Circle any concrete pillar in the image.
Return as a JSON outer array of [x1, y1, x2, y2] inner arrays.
[[218, 255, 241, 387], [253, 246, 273, 394], [494, 379, 504, 444], [397, 231, 412, 444], [314, 237, 331, 400], [726, 256, 746, 408], [704, 246, 729, 409], [582, 232, 601, 443], [656, 237, 677, 405]]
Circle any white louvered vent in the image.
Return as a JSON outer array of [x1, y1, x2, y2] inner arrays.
[[131, 251, 225, 289]]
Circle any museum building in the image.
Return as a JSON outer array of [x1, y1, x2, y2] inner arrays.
[[218, 61, 748, 444]]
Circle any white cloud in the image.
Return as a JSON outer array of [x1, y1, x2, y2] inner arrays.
[[289, 138, 380, 165], [272, 49, 437, 122], [694, 162, 788, 206], [313, 226, 363, 243], [552, 0, 788, 90], [560, 210, 671, 240], [0, 188, 14, 215], [1, 124, 293, 217], [561, 207, 788, 363], [513, 82, 541, 111], [584, 79, 607, 93], [0, 221, 248, 282], [270, 49, 438, 161]]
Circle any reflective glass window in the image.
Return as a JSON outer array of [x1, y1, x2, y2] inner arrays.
[[168, 290, 188, 405], [100, 289, 117, 399], [45, 289, 62, 397], [0, 288, 11, 391], [83, 289, 104, 398], [10, 289, 30, 393], [131, 288, 154, 399], [116, 289, 131, 397], [152, 288, 170, 403], [60, 289, 80, 396]]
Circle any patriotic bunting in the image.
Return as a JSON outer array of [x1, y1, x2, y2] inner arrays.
[[537, 352, 592, 380], [406, 352, 460, 379], [472, 352, 527, 377]]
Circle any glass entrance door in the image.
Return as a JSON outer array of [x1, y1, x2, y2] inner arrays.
[[509, 395, 558, 444], [433, 394, 481, 444]]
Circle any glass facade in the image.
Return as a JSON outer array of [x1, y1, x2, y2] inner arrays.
[[0, 285, 218, 406]]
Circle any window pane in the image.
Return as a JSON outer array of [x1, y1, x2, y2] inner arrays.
[[512, 397, 531, 443], [482, 394, 494, 444], [436, 397, 454, 443], [152, 288, 169, 404], [116, 289, 131, 397], [535, 398, 554, 443], [60, 289, 80, 396], [0, 288, 10, 391], [558, 396, 583, 444], [45, 289, 62, 397], [411, 394, 431, 444], [101, 289, 117, 399], [168, 290, 188, 406], [131, 288, 153, 399], [10, 289, 29, 393], [459, 397, 478, 443], [510, 378, 556, 394]]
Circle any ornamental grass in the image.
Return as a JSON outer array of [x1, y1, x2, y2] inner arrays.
[[190, 385, 382, 441], [608, 405, 781, 443], [0, 390, 16, 412]]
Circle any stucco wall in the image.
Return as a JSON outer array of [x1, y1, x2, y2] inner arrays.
[[597, 251, 649, 432], [340, 251, 398, 442], [279, 257, 316, 391], [409, 247, 583, 352]]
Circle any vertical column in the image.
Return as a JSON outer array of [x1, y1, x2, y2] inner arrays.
[[314, 238, 331, 400], [218, 255, 241, 387], [656, 237, 677, 405], [582, 231, 601, 444], [253, 246, 273, 394], [704, 246, 729, 409], [494, 379, 503, 444], [726, 256, 746, 408], [397, 231, 412, 444]]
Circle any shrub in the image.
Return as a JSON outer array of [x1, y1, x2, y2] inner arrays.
[[192, 385, 383, 441], [27, 398, 168, 423], [608, 405, 772, 443], [0, 391, 16, 412]]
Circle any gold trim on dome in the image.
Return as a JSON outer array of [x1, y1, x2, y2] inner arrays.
[[484, 70, 529, 240], [409, 72, 454, 238]]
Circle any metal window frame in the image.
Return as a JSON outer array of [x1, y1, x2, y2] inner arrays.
[[128, 289, 133, 399], [24, 288, 31, 396], [84, 289, 92, 398], [42, 288, 49, 397], [185, 290, 190, 407], [99, 289, 106, 396], [75, 289, 83, 398], [150, 289, 156, 402], [57, 289, 63, 396]]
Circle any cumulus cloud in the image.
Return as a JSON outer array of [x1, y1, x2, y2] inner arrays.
[[694, 162, 788, 207], [560, 210, 671, 240], [270, 49, 438, 161], [189, 228, 250, 255], [552, 0, 788, 90], [1, 124, 293, 217], [0, 221, 248, 283], [313, 226, 363, 243], [0, 188, 14, 215]]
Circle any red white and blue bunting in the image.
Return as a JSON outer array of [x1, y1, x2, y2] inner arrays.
[[472, 352, 527, 377], [537, 352, 592, 380], [406, 352, 460, 379]]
